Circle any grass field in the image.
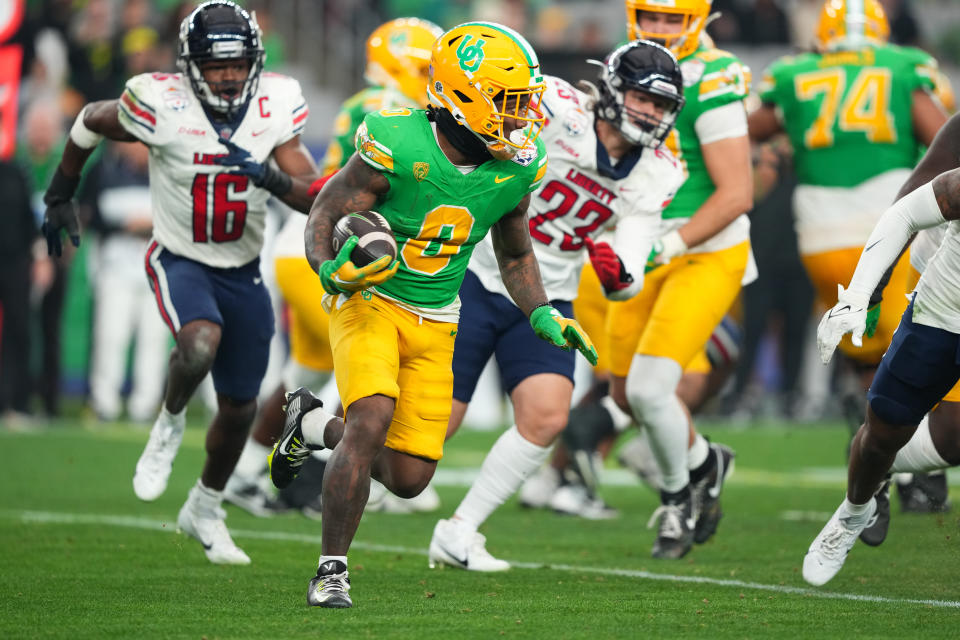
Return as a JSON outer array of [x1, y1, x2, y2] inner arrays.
[[2, 418, 959, 639]]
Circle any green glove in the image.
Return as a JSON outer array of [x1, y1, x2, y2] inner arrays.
[[865, 302, 881, 339], [529, 304, 599, 366], [318, 235, 398, 295], [644, 244, 662, 274]]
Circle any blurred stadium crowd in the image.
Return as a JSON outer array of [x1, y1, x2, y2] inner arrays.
[[1, 0, 959, 426]]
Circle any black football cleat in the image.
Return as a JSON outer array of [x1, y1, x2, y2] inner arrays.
[[896, 471, 951, 513], [860, 479, 891, 547], [307, 560, 352, 608], [269, 388, 325, 489], [649, 490, 695, 559], [691, 443, 735, 544]]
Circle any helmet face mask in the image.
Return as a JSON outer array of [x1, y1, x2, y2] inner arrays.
[[428, 22, 546, 159], [625, 0, 712, 60], [366, 18, 443, 108], [593, 40, 685, 148], [177, 1, 265, 119], [815, 0, 889, 52]]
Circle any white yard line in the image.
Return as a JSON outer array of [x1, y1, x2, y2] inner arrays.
[[7, 509, 960, 610]]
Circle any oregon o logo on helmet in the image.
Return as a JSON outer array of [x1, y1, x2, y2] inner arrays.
[[456, 35, 486, 72]]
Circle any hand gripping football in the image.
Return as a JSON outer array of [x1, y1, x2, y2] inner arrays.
[[331, 211, 398, 267]]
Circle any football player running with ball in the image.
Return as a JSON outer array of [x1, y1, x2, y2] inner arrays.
[[40, 1, 321, 564], [428, 39, 686, 571], [225, 17, 444, 517], [268, 22, 596, 608]]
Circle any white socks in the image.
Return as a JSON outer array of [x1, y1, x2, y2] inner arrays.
[[191, 479, 223, 515], [160, 404, 186, 430], [890, 415, 949, 473], [453, 425, 551, 532], [233, 439, 271, 481], [687, 433, 710, 471], [626, 355, 689, 493], [302, 405, 338, 448], [318, 555, 347, 568], [839, 497, 874, 527]]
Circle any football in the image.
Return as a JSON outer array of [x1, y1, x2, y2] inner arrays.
[[331, 210, 398, 267]]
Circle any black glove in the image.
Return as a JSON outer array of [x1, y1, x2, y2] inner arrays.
[[214, 136, 292, 197], [41, 167, 81, 256]]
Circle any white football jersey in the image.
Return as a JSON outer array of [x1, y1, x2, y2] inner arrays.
[[118, 71, 308, 268], [910, 223, 946, 276], [470, 76, 685, 302], [913, 220, 960, 333]]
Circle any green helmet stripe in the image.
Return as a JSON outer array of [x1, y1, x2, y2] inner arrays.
[[456, 21, 541, 79]]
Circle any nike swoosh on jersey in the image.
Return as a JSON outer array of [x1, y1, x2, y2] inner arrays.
[[494, 175, 515, 184], [251, 128, 269, 137]]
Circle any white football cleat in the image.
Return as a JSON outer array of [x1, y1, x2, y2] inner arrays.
[[133, 413, 185, 501], [803, 498, 876, 586], [428, 518, 509, 572], [177, 493, 251, 565]]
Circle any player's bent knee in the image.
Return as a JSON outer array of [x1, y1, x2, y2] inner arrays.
[[378, 450, 436, 498], [516, 408, 568, 443], [625, 356, 683, 418], [217, 395, 257, 423], [388, 478, 431, 500], [175, 321, 222, 373], [867, 394, 926, 429]]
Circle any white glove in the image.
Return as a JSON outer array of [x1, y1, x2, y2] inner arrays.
[[647, 230, 688, 271], [817, 284, 869, 364]]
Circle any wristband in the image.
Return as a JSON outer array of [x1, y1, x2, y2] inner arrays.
[[69, 106, 104, 149]]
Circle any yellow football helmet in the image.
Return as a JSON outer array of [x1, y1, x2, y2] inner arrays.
[[815, 0, 889, 52], [427, 22, 546, 159], [625, 0, 712, 60], [365, 17, 443, 108]]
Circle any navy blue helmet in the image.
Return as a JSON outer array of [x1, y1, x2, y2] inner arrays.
[[591, 40, 685, 148], [177, 1, 265, 118]]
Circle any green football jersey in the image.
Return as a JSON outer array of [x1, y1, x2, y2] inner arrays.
[[662, 45, 750, 220], [758, 44, 937, 187], [354, 109, 548, 309], [320, 86, 410, 175]]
